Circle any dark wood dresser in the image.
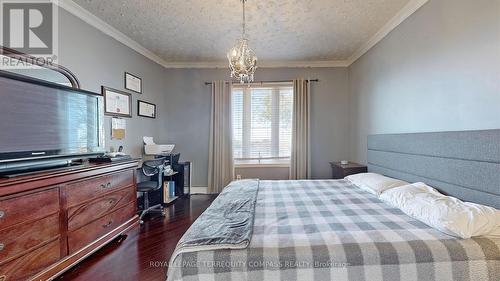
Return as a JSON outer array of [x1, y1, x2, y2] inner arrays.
[[0, 160, 139, 281], [330, 161, 368, 179]]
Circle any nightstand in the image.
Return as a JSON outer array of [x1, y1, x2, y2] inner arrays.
[[330, 162, 367, 179]]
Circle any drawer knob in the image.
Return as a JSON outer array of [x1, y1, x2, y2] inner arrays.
[[101, 182, 112, 189], [102, 220, 113, 228], [0, 243, 4, 251], [0, 211, 4, 219]]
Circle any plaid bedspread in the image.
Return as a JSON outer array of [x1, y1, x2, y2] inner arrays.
[[167, 180, 500, 281]]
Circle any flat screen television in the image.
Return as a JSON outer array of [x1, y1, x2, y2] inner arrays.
[[0, 71, 105, 174]]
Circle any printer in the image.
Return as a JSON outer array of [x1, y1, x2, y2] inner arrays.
[[143, 137, 175, 155]]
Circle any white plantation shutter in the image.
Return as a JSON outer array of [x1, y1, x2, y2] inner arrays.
[[232, 83, 293, 164]]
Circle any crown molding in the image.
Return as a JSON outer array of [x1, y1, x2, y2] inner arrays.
[[159, 61, 227, 69], [60, 0, 428, 69], [161, 60, 350, 69], [347, 0, 429, 65], [58, 0, 171, 68], [261, 60, 351, 68]]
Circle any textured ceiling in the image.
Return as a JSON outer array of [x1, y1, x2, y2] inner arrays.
[[73, 0, 410, 62]]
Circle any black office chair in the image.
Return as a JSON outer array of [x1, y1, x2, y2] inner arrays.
[[137, 158, 166, 224]]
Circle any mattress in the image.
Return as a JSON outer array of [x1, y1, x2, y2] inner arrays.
[[167, 180, 500, 281]]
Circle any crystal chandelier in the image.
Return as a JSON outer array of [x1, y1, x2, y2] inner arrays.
[[227, 0, 257, 84]]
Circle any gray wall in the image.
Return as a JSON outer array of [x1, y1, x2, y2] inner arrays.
[[57, 8, 168, 158], [235, 166, 290, 181], [54, 0, 499, 188], [54, 9, 351, 187], [163, 68, 350, 187], [349, 0, 500, 163]]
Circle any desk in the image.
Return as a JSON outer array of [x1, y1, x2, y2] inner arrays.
[[138, 162, 190, 210], [163, 171, 179, 205]]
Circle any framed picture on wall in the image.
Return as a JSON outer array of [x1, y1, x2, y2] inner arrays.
[[124, 72, 142, 94], [137, 100, 156, 119], [102, 86, 132, 118]]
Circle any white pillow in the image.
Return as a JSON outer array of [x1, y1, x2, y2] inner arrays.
[[485, 225, 500, 238], [345, 173, 408, 195], [380, 182, 500, 239]]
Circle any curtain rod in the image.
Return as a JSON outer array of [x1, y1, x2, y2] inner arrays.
[[204, 79, 319, 85]]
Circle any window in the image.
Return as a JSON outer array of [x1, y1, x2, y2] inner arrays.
[[232, 83, 293, 165]]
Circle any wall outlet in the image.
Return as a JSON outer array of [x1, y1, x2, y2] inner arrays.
[[236, 175, 242, 180]]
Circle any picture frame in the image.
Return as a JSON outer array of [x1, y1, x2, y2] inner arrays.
[[102, 86, 132, 118], [137, 100, 156, 119], [124, 72, 142, 94]]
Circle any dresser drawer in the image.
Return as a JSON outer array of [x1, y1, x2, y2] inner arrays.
[[68, 202, 136, 254], [0, 239, 60, 281], [67, 186, 136, 231], [65, 170, 134, 207], [0, 189, 59, 231], [0, 214, 59, 264]]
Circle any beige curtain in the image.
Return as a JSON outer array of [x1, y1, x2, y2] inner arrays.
[[290, 79, 311, 180], [208, 81, 234, 193]]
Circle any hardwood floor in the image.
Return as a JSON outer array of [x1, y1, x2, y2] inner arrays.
[[55, 194, 218, 281]]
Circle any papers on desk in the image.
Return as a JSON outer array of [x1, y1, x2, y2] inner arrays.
[[143, 136, 155, 145], [143, 136, 175, 155]]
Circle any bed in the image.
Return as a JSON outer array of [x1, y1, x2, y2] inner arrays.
[[167, 130, 500, 281]]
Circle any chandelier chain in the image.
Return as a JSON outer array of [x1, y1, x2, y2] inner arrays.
[[242, 0, 246, 37], [227, 0, 257, 84]]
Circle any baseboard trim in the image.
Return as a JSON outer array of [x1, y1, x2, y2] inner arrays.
[[191, 186, 208, 194]]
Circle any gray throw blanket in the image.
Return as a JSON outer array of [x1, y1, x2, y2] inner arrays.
[[168, 179, 259, 269]]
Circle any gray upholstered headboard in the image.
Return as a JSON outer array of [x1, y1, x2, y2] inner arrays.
[[367, 129, 500, 209]]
